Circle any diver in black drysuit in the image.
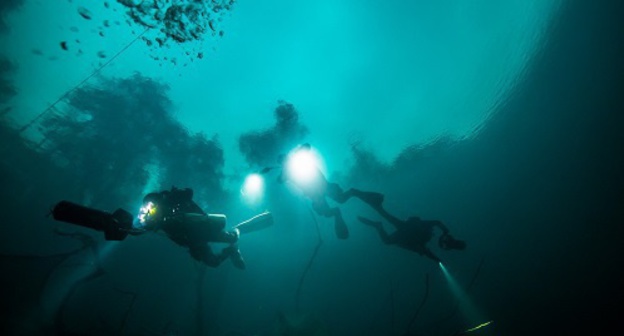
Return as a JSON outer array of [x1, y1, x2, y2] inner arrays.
[[131, 187, 273, 269], [357, 198, 466, 262]]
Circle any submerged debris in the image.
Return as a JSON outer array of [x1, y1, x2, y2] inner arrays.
[[116, 0, 237, 62], [77, 7, 92, 20], [58, 0, 235, 69]]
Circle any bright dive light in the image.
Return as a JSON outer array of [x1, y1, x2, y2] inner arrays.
[[138, 201, 156, 224], [243, 174, 263, 195], [242, 173, 264, 203], [286, 149, 319, 185]]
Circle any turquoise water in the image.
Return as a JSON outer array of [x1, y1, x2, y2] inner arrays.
[[1, 0, 623, 335], [4, 0, 560, 170]]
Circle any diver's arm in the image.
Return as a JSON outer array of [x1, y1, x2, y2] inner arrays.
[[185, 200, 206, 215], [422, 248, 442, 263], [432, 220, 450, 234], [169, 187, 206, 215]]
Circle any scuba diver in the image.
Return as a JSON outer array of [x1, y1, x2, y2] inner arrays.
[[357, 199, 466, 262], [51, 186, 273, 269], [261, 143, 383, 240]]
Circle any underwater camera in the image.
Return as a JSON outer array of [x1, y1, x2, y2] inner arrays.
[[51, 201, 133, 241], [438, 233, 467, 251]]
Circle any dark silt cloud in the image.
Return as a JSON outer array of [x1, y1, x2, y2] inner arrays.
[[38, 73, 226, 208], [238, 100, 308, 168]]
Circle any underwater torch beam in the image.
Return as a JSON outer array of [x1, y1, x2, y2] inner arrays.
[[437, 256, 486, 325]]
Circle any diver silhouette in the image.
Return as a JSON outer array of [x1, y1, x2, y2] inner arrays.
[[358, 199, 466, 262], [261, 143, 383, 240], [52, 186, 273, 269]]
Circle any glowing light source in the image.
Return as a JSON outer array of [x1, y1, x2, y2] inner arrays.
[[464, 320, 493, 333], [241, 173, 264, 203], [137, 201, 156, 224], [286, 148, 321, 185], [439, 262, 487, 329]]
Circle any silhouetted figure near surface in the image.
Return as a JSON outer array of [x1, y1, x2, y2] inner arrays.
[[262, 143, 383, 240], [358, 199, 466, 262], [52, 186, 273, 269]]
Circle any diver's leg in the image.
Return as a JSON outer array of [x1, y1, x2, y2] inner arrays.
[[327, 184, 384, 207], [349, 188, 385, 207], [183, 213, 228, 243], [189, 244, 245, 269], [326, 182, 348, 204], [332, 209, 349, 240], [357, 216, 395, 245], [222, 245, 246, 270], [189, 244, 228, 268], [313, 199, 349, 239], [422, 248, 441, 263], [431, 220, 450, 235], [368, 204, 405, 230], [213, 229, 239, 244]]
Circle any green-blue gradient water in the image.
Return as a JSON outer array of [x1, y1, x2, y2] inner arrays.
[[0, 0, 622, 335]]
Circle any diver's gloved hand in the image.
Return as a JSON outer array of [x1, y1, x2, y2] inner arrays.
[[439, 233, 467, 251], [423, 248, 442, 263]]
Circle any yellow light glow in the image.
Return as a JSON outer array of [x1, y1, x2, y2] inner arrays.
[[464, 320, 493, 333], [138, 201, 156, 224]]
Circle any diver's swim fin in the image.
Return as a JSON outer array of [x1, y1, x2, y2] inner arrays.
[[357, 216, 382, 228], [335, 213, 349, 239], [229, 247, 246, 270], [233, 211, 274, 235], [356, 191, 384, 208]]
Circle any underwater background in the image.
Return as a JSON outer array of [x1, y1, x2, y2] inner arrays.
[[0, 0, 622, 335]]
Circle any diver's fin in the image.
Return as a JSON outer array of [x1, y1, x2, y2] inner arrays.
[[335, 214, 349, 239], [357, 216, 382, 228], [357, 191, 385, 208], [233, 211, 274, 235], [229, 248, 246, 270]]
